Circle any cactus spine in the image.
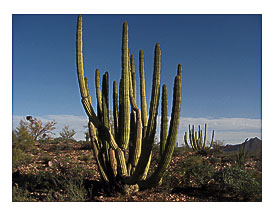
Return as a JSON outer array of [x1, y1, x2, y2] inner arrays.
[[76, 15, 183, 190]]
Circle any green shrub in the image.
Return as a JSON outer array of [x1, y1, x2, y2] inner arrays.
[[184, 164, 216, 187], [12, 148, 33, 168], [12, 124, 35, 168], [78, 154, 92, 162], [12, 125, 35, 152], [59, 125, 76, 143], [214, 167, 261, 201], [12, 186, 35, 202], [176, 155, 204, 175]]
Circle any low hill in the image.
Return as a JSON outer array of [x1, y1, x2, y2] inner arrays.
[[222, 137, 262, 154]]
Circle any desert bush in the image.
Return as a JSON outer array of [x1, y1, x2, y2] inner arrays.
[[23, 116, 56, 142], [12, 148, 33, 169], [214, 167, 261, 201], [12, 186, 36, 202], [51, 137, 63, 144], [12, 123, 35, 168], [176, 155, 204, 174], [78, 154, 93, 162], [12, 124, 35, 152], [184, 164, 216, 187], [59, 125, 76, 143]]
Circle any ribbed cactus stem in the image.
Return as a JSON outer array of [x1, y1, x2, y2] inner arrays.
[[130, 54, 137, 103], [130, 43, 161, 181], [139, 73, 182, 189], [139, 49, 148, 129], [160, 84, 168, 158], [113, 81, 119, 141], [203, 124, 207, 149], [102, 72, 110, 129], [84, 77, 92, 105], [184, 132, 189, 148], [119, 21, 130, 150], [88, 121, 109, 183], [210, 130, 215, 148], [145, 43, 161, 140], [102, 72, 110, 159], [95, 69, 103, 120], [76, 15, 88, 98]]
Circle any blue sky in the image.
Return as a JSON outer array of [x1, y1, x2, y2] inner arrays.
[[12, 14, 262, 143]]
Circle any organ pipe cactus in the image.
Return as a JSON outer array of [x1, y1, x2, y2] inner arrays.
[[184, 124, 215, 155], [76, 15, 182, 191]]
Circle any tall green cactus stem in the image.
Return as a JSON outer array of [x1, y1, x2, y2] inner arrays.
[[210, 130, 215, 149], [84, 77, 92, 105], [102, 72, 110, 159], [113, 81, 119, 142], [95, 69, 103, 121], [203, 123, 207, 149], [88, 121, 109, 183], [139, 70, 182, 189], [119, 21, 130, 150], [102, 72, 110, 129], [139, 50, 148, 131], [76, 15, 183, 191], [129, 43, 161, 182], [130, 54, 137, 103], [160, 84, 168, 158]]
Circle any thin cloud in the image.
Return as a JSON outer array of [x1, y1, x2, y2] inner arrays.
[[13, 115, 261, 144]]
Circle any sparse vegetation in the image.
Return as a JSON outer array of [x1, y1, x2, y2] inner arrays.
[[12, 137, 262, 201], [22, 116, 56, 142], [59, 125, 76, 143]]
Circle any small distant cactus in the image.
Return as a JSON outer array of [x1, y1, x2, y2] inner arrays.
[[236, 138, 249, 168], [76, 15, 182, 191], [184, 124, 214, 155]]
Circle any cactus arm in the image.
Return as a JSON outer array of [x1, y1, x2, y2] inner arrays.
[[195, 131, 199, 150], [209, 130, 215, 149], [191, 125, 197, 150], [76, 15, 88, 98], [128, 62, 142, 175], [184, 132, 189, 148], [145, 43, 161, 141], [139, 71, 182, 189], [113, 81, 119, 142], [130, 54, 137, 103], [95, 69, 103, 121], [128, 43, 161, 182], [84, 77, 92, 105], [115, 148, 128, 177], [102, 72, 110, 129], [102, 72, 110, 160], [119, 21, 130, 150], [188, 125, 194, 150], [200, 129, 203, 149], [203, 123, 207, 149], [131, 109, 143, 174], [139, 49, 148, 130], [160, 84, 168, 158], [88, 121, 109, 183], [109, 148, 117, 177]]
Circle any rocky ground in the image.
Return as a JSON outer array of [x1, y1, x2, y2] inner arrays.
[[12, 141, 262, 202]]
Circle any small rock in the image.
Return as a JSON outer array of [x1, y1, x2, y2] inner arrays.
[[48, 161, 53, 167]]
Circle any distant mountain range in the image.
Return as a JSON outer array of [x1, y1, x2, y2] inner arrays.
[[222, 137, 262, 153]]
